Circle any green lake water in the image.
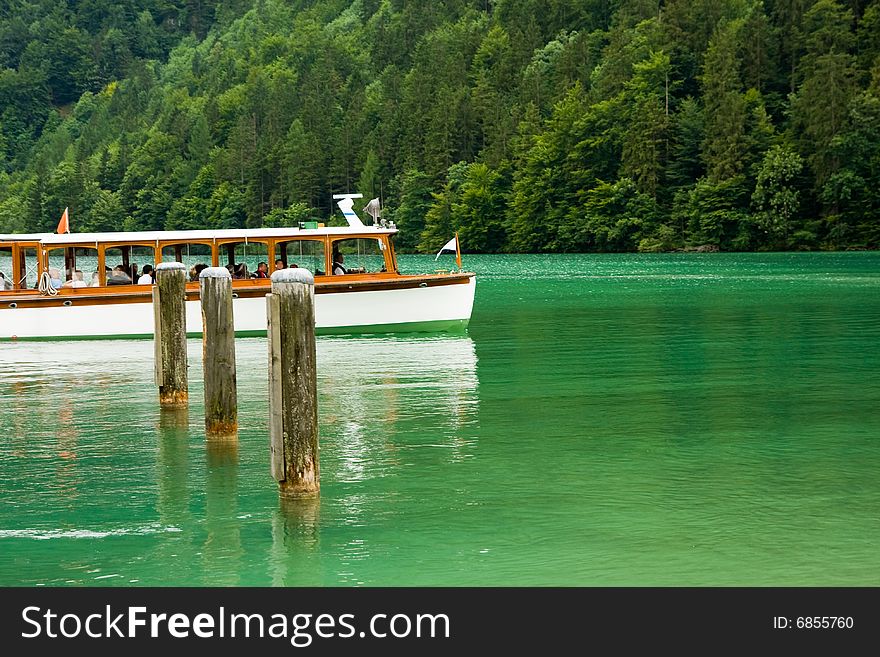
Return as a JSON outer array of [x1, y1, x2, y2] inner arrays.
[[1, 252, 878, 586]]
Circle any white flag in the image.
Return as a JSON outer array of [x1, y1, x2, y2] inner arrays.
[[435, 236, 457, 260]]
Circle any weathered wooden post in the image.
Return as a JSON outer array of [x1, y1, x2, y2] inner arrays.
[[267, 268, 319, 498], [154, 261, 188, 408], [199, 267, 237, 438]]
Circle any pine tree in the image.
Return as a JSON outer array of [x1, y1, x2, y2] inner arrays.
[[701, 19, 747, 183]]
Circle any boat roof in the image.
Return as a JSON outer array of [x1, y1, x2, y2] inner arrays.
[[0, 224, 397, 245]]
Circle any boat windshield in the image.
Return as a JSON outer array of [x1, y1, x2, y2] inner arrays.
[[331, 237, 387, 275]]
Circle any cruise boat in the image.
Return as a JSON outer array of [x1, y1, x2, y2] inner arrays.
[[0, 196, 475, 341]]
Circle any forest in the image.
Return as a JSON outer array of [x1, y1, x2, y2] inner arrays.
[[0, 0, 878, 253]]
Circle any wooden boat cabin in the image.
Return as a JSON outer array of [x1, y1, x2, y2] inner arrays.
[[0, 226, 402, 292]]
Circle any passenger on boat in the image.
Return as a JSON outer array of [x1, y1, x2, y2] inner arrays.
[[48, 268, 63, 289], [137, 265, 154, 285], [189, 263, 208, 281], [107, 265, 132, 285], [130, 264, 139, 281], [62, 270, 87, 288], [274, 259, 285, 271], [332, 251, 346, 275], [253, 262, 269, 279], [90, 271, 100, 287], [233, 263, 249, 279], [289, 263, 299, 268]]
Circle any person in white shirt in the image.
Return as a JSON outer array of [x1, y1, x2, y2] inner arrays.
[[332, 250, 346, 275], [137, 265, 154, 285], [63, 270, 87, 288]]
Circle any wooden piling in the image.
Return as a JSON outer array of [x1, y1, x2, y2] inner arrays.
[[199, 267, 238, 438], [154, 261, 188, 408], [267, 268, 319, 498]]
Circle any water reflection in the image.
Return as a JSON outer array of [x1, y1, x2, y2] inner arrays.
[[252, 335, 480, 585], [316, 336, 480, 483], [154, 408, 190, 585], [203, 438, 242, 585], [270, 497, 321, 586], [157, 409, 189, 523], [0, 333, 481, 585]]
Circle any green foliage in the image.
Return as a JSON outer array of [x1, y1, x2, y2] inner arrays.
[[262, 202, 313, 228], [388, 168, 433, 252], [667, 97, 705, 191], [558, 178, 660, 252], [701, 19, 747, 183], [621, 50, 672, 198], [419, 161, 470, 253], [683, 176, 751, 248], [0, 0, 878, 253], [451, 161, 509, 253], [752, 145, 805, 246]]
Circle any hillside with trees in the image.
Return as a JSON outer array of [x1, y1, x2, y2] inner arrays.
[[0, 0, 879, 252]]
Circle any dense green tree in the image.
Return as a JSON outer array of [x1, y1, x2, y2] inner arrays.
[[451, 161, 509, 253], [472, 26, 523, 167], [419, 161, 469, 253], [559, 178, 660, 252], [857, 3, 880, 75], [387, 168, 432, 252], [621, 50, 671, 198], [771, 0, 815, 91], [0, 0, 878, 253], [685, 176, 751, 248], [751, 145, 805, 246], [821, 90, 880, 246], [666, 97, 705, 191], [507, 84, 591, 252], [86, 189, 126, 233], [701, 19, 747, 183], [791, 0, 857, 190]]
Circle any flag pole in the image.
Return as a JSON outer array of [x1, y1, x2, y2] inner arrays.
[[455, 232, 462, 271]]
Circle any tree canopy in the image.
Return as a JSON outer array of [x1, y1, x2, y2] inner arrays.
[[1, 0, 879, 252]]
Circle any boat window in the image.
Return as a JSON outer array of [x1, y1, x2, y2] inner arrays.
[[331, 238, 387, 275], [104, 245, 156, 286], [276, 239, 325, 276], [46, 246, 100, 288], [219, 241, 269, 279], [0, 247, 11, 290], [17, 247, 39, 289], [161, 242, 213, 281]]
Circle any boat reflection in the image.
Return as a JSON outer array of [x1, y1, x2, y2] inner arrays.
[[316, 335, 479, 482], [264, 334, 480, 585]]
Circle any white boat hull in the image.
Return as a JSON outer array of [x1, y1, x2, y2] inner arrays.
[[0, 277, 476, 340]]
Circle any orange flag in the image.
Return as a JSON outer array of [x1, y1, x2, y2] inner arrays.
[[56, 207, 70, 234]]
